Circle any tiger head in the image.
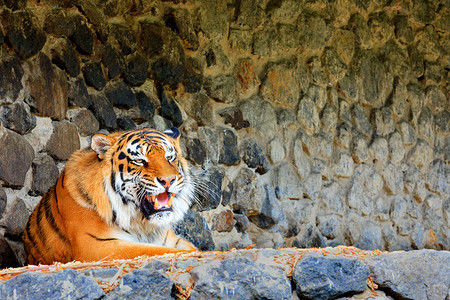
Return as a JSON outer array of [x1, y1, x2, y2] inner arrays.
[[90, 128, 194, 232]]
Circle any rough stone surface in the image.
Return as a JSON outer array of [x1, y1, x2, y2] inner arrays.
[[368, 250, 450, 300], [218, 127, 240, 166], [189, 257, 292, 300], [0, 235, 19, 269], [173, 211, 215, 251], [0, 100, 36, 134], [88, 92, 117, 129], [45, 121, 81, 161], [3, 197, 28, 236], [230, 168, 263, 216], [23, 53, 68, 120], [241, 139, 270, 174], [105, 81, 136, 109], [293, 252, 369, 300], [82, 61, 107, 91], [0, 269, 105, 299], [6, 10, 46, 59], [67, 108, 100, 135], [30, 153, 60, 196], [196, 166, 223, 211], [0, 125, 35, 187], [51, 38, 80, 77], [0, 54, 23, 105]]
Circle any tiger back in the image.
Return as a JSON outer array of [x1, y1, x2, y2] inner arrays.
[[23, 127, 197, 265]]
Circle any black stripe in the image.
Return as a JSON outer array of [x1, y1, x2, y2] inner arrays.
[[43, 189, 69, 244], [175, 238, 181, 247], [86, 233, 118, 241], [35, 200, 49, 251], [61, 173, 65, 189], [112, 210, 117, 224], [25, 220, 43, 257], [54, 185, 62, 215]]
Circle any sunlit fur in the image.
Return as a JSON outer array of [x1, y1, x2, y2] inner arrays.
[[23, 128, 199, 265]]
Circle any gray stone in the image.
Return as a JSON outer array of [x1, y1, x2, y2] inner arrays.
[[333, 151, 354, 178], [321, 181, 346, 215], [373, 196, 390, 221], [317, 214, 342, 240], [124, 52, 149, 87], [368, 136, 388, 161], [23, 52, 68, 120], [297, 11, 328, 50], [241, 139, 270, 174], [350, 134, 369, 163], [45, 121, 80, 161], [218, 127, 240, 166], [352, 103, 373, 137], [382, 162, 404, 195], [417, 107, 435, 143], [68, 108, 100, 136], [0, 54, 24, 105], [173, 210, 214, 251], [272, 162, 303, 201], [31, 153, 60, 196], [435, 110, 450, 136], [198, 0, 228, 39], [159, 87, 182, 127], [230, 168, 263, 216], [347, 180, 372, 216], [195, 166, 223, 210], [0, 189, 6, 219], [359, 52, 388, 107], [303, 173, 322, 200], [292, 253, 369, 300], [4, 198, 29, 236], [307, 56, 328, 85], [320, 103, 338, 133], [252, 20, 277, 57], [260, 60, 301, 108], [218, 107, 250, 130], [415, 25, 441, 62], [229, 29, 252, 52], [407, 139, 433, 168], [368, 250, 450, 300], [198, 127, 220, 164], [249, 185, 283, 228], [372, 107, 395, 137], [338, 72, 359, 101], [425, 159, 449, 197], [0, 269, 104, 299], [0, 124, 35, 187], [335, 122, 352, 149], [425, 85, 446, 112], [182, 94, 214, 127], [233, 213, 249, 233], [322, 47, 347, 83], [389, 78, 408, 118], [398, 120, 416, 145], [102, 43, 126, 79], [168, 7, 198, 51], [0, 235, 19, 269], [355, 220, 384, 250], [0, 100, 36, 134], [388, 131, 405, 163], [354, 164, 383, 197], [268, 138, 285, 164], [71, 18, 94, 55], [184, 137, 207, 166], [297, 96, 320, 135], [275, 107, 298, 127], [189, 257, 292, 300], [43, 7, 76, 37], [293, 223, 325, 248], [390, 196, 414, 236], [204, 74, 238, 104], [239, 96, 277, 140], [67, 77, 91, 108], [108, 269, 174, 299], [277, 23, 299, 49], [281, 200, 315, 237]]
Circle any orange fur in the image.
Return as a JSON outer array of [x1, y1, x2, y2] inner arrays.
[[23, 128, 197, 265]]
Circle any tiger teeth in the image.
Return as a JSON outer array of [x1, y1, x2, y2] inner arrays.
[[167, 193, 174, 207]]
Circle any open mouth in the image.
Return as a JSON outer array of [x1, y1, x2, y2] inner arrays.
[[141, 191, 174, 219]]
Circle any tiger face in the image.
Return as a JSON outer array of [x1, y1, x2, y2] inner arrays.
[[91, 128, 194, 233]]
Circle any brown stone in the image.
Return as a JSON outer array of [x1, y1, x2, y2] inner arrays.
[[234, 59, 260, 98], [45, 121, 80, 161], [213, 210, 235, 232], [23, 53, 68, 120]]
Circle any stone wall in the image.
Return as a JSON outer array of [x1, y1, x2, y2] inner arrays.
[[0, 0, 448, 267]]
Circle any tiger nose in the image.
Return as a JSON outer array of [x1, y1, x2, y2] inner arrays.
[[157, 176, 176, 188]]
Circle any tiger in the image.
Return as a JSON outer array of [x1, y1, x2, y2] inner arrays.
[[23, 127, 198, 265]]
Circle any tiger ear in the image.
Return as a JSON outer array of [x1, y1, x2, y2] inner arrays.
[[91, 133, 115, 158], [164, 127, 180, 141]]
